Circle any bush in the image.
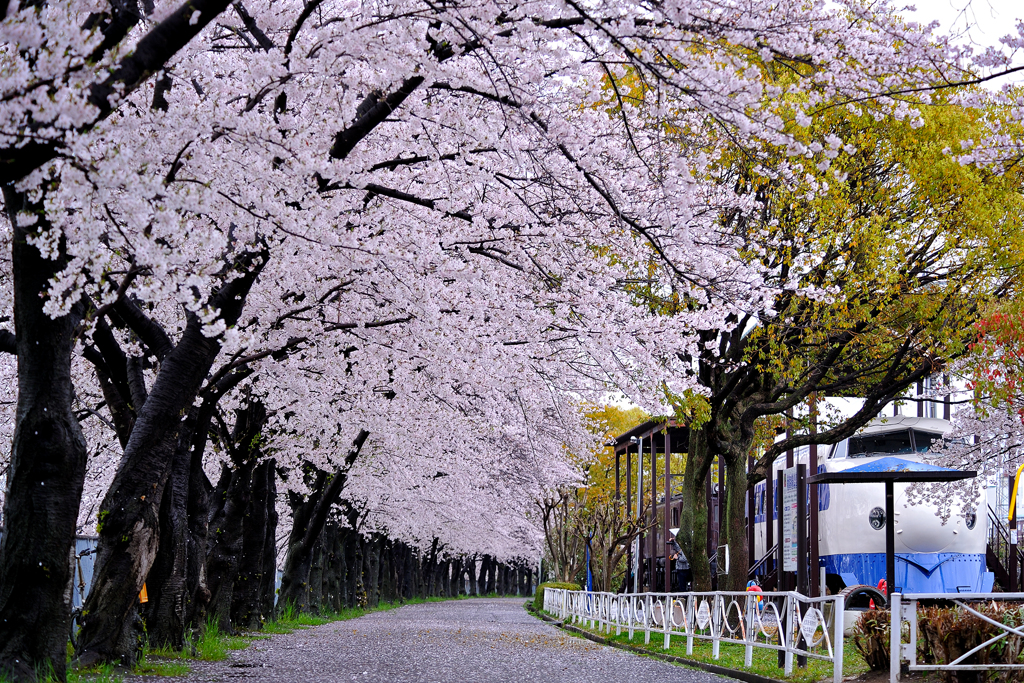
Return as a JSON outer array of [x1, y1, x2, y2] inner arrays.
[[533, 582, 581, 612], [853, 603, 1024, 682], [918, 603, 1024, 683], [853, 608, 891, 671]]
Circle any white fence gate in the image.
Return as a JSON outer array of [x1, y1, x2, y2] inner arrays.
[[544, 588, 845, 682]]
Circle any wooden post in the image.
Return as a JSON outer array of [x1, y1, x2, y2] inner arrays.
[[784, 413, 793, 593], [777, 478, 786, 669], [1010, 474, 1018, 593], [886, 481, 895, 595], [706, 464, 714, 560], [765, 463, 774, 584], [651, 429, 657, 592], [626, 442, 632, 592], [943, 373, 951, 420], [638, 437, 644, 593], [809, 397, 820, 597], [747, 454, 755, 584], [796, 464, 808, 668], [615, 448, 620, 501], [664, 429, 672, 594]]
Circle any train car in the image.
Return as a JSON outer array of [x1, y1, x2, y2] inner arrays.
[[752, 415, 992, 594]]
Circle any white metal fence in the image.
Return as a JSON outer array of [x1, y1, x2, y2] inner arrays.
[[543, 588, 844, 682], [890, 592, 1024, 682]]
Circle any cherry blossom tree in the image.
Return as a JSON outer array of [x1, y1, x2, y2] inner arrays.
[[4, 0, 1023, 678]]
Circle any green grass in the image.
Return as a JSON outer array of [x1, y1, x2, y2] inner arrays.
[[542, 611, 869, 683], [66, 662, 123, 683]]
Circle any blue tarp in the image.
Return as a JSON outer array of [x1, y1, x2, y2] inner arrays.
[[839, 457, 963, 474]]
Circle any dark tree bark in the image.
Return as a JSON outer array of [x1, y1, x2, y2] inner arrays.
[[345, 531, 361, 607], [351, 536, 365, 607], [307, 535, 325, 612], [77, 247, 268, 665], [277, 430, 369, 611], [231, 457, 274, 630], [401, 544, 415, 599], [467, 555, 478, 596], [0, 187, 89, 682], [207, 400, 266, 632], [365, 536, 381, 607], [451, 557, 463, 597], [142, 411, 196, 649], [184, 432, 214, 633], [258, 467, 278, 621]]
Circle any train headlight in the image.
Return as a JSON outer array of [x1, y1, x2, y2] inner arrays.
[[965, 511, 977, 530], [869, 507, 886, 530]]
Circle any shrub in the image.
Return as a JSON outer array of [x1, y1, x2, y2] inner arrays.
[[533, 582, 581, 612], [918, 603, 1024, 683], [853, 608, 891, 671], [853, 603, 1024, 682]]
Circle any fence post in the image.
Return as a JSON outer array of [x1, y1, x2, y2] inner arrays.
[[784, 594, 794, 676], [744, 593, 754, 667], [712, 594, 721, 660], [644, 593, 652, 645], [833, 594, 844, 683], [614, 593, 622, 638], [890, 593, 902, 683], [686, 593, 694, 655], [664, 595, 672, 650]]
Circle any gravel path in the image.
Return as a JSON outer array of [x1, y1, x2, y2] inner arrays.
[[152, 598, 729, 683]]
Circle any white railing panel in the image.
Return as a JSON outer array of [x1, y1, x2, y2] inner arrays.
[[540, 588, 844, 680]]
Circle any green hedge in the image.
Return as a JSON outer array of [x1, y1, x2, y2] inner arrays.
[[533, 581, 581, 612]]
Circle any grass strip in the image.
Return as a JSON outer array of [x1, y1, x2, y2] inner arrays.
[[529, 606, 869, 683]]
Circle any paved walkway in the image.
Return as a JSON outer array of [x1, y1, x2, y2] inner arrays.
[[155, 598, 728, 682]]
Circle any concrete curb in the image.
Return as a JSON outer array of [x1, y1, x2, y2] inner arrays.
[[527, 607, 787, 683]]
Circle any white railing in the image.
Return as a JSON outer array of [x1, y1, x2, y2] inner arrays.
[[890, 592, 1024, 682], [542, 588, 844, 682]]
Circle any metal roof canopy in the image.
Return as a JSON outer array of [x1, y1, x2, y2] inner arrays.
[[807, 457, 976, 600], [611, 419, 688, 452]]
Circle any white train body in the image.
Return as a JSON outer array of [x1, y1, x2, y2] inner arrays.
[[752, 416, 992, 593]]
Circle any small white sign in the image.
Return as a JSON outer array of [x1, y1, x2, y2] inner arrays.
[[800, 609, 820, 643], [696, 600, 712, 630], [1012, 530, 1019, 545], [782, 466, 799, 571]]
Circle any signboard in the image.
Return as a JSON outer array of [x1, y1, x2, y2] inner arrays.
[[782, 466, 798, 571], [800, 609, 821, 643], [696, 600, 712, 630]]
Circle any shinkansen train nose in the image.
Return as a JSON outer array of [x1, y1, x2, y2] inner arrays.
[[894, 489, 962, 553]]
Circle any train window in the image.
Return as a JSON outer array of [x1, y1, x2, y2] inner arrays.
[[912, 430, 942, 453], [848, 430, 913, 457]]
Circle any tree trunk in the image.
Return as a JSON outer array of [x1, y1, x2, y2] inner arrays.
[[184, 442, 213, 634], [467, 556, 478, 596], [345, 532, 360, 607], [258, 466, 278, 621], [366, 536, 381, 607], [451, 558, 463, 597], [77, 249, 268, 665], [142, 417, 194, 649], [231, 458, 273, 630], [206, 457, 256, 633], [277, 430, 369, 611], [722, 452, 749, 592], [0, 187, 89, 682], [683, 426, 713, 592], [307, 535, 325, 613]]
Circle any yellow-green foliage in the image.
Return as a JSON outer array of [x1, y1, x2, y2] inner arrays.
[[533, 582, 581, 612]]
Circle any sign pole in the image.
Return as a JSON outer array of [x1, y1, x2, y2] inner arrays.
[[796, 464, 807, 668]]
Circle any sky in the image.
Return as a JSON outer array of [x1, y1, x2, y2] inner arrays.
[[904, 0, 1021, 52]]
